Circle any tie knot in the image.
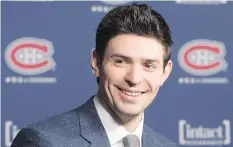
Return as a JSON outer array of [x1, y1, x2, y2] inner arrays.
[[123, 134, 140, 147]]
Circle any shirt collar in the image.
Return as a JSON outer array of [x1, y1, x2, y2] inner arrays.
[[93, 95, 144, 145]]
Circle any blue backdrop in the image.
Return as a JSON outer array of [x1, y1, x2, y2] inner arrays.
[[2, 1, 233, 147]]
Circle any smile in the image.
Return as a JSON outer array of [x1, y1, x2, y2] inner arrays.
[[118, 87, 146, 97]]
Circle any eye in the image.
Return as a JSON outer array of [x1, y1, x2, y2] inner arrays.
[[114, 59, 124, 64], [144, 63, 157, 71], [111, 57, 129, 67]]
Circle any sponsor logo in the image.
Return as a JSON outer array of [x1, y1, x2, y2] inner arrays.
[[100, 0, 131, 5], [5, 121, 20, 147], [179, 120, 231, 146], [177, 39, 228, 84], [4, 37, 57, 84], [91, 1, 131, 13], [175, 0, 227, 5]]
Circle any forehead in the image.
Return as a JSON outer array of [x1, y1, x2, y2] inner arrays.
[[106, 34, 165, 61]]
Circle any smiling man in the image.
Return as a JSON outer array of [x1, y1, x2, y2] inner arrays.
[[11, 3, 179, 147]]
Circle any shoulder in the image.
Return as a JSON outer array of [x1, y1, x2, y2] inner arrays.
[[11, 108, 83, 147], [143, 124, 180, 147], [28, 108, 80, 132], [11, 98, 96, 146]]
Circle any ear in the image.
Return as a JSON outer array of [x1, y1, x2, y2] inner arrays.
[[160, 60, 173, 86], [91, 48, 100, 77]]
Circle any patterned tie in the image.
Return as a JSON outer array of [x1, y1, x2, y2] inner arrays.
[[122, 134, 140, 147]]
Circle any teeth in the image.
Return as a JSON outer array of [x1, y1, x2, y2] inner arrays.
[[121, 90, 142, 96]]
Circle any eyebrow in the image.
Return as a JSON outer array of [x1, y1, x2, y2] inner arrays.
[[110, 54, 131, 61], [110, 53, 161, 64], [144, 59, 161, 64]]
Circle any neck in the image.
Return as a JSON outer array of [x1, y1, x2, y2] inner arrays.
[[120, 113, 143, 132], [96, 92, 143, 133]]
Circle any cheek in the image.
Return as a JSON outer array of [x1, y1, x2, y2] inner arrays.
[[104, 65, 126, 83], [102, 66, 124, 94], [145, 73, 164, 90]]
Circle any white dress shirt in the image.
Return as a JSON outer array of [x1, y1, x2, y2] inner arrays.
[[93, 96, 144, 147]]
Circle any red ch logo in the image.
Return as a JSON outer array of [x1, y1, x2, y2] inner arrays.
[[5, 37, 56, 75], [178, 39, 227, 76]]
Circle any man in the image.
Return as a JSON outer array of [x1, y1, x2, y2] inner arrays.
[[11, 3, 179, 147]]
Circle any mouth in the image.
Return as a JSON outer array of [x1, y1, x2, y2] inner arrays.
[[117, 87, 147, 97]]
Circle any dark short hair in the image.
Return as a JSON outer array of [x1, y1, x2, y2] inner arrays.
[[95, 3, 173, 83]]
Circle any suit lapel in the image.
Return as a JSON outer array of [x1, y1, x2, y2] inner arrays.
[[78, 97, 111, 147], [142, 124, 174, 147], [142, 124, 155, 147]]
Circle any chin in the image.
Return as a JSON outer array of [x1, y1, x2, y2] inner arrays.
[[117, 105, 143, 117]]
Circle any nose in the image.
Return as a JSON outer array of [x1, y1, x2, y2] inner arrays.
[[124, 65, 144, 86]]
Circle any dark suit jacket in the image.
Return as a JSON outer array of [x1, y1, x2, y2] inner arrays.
[[11, 97, 179, 147]]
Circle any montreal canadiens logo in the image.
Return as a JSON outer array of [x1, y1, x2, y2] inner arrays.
[[178, 39, 228, 76], [5, 37, 56, 75]]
